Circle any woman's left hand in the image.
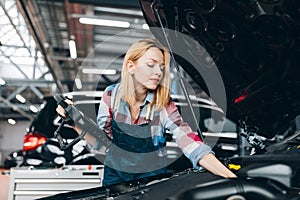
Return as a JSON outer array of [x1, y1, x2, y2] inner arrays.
[[199, 153, 237, 178]]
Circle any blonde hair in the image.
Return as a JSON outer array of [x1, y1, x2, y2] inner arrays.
[[117, 38, 171, 112]]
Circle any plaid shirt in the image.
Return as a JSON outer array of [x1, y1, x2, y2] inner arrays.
[[95, 84, 212, 169]]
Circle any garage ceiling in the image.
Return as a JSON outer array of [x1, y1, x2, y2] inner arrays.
[[0, 0, 153, 121]]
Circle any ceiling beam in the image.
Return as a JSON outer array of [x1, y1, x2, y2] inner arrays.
[[6, 86, 27, 101], [68, 0, 140, 9], [0, 97, 34, 121], [17, 0, 69, 93], [4, 78, 55, 87], [29, 86, 44, 99]]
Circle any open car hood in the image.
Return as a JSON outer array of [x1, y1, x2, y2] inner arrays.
[[140, 0, 300, 138]]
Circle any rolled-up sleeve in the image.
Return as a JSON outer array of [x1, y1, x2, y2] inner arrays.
[[161, 100, 213, 169]]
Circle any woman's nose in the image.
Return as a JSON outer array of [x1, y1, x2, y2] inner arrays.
[[153, 65, 162, 75]]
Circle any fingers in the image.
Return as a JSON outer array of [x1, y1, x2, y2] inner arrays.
[[55, 99, 73, 118], [56, 99, 73, 118], [65, 99, 73, 105], [56, 105, 66, 118]]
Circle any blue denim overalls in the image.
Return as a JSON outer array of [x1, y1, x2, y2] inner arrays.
[[102, 113, 167, 186]]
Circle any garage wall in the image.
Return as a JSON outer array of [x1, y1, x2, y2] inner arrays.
[[0, 120, 30, 166]]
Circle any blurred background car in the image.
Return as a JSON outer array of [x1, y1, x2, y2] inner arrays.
[[3, 150, 23, 169], [4, 96, 102, 169]]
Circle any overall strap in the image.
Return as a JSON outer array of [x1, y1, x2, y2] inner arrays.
[[111, 83, 120, 112]]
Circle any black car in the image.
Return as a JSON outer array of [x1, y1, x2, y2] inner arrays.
[[4, 96, 102, 169], [39, 0, 300, 199], [3, 150, 24, 169]]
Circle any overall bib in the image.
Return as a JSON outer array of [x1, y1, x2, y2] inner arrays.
[[102, 117, 167, 186]]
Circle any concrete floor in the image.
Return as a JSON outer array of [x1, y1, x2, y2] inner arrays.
[[0, 169, 10, 200]]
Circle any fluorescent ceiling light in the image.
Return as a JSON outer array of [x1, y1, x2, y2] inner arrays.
[[63, 91, 104, 98], [69, 40, 77, 59], [142, 23, 149, 30], [79, 17, 130, 28], [94, 7, 143, 16], [44, 73, 53, 81], [75, 77, 82, 89], [82, 68, 117, 75], [0, 77, 5, 85], [8, 118, 16, 125], [40, 103, 45, 109], [16, 94, 26, 103], [29, 105, 38, 113]]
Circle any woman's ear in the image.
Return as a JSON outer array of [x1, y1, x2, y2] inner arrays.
[[127, 60, 135, 75]]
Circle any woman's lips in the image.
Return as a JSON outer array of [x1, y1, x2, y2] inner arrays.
[[150, 78, 160, 83]]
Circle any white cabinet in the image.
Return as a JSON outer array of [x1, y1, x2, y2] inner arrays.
[[8, 165, 104, 200]]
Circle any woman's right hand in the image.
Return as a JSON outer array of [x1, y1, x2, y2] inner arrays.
[[55, 99, 82, 133], [55, 99, 73, 118]]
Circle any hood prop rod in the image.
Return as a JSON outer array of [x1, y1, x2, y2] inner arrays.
[[153, 6, 205, 142]]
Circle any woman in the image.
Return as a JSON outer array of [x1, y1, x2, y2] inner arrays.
[[57, 38, 236, 186]]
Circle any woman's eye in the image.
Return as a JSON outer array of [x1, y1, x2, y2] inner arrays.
[[146, 63, 165, 71], [146, 63, 154, 68]]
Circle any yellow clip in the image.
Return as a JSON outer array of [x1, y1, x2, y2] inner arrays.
[[228, 164, 241, 171]]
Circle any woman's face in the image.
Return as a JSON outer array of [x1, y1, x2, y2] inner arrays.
[[130, 47, 165, 91]]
